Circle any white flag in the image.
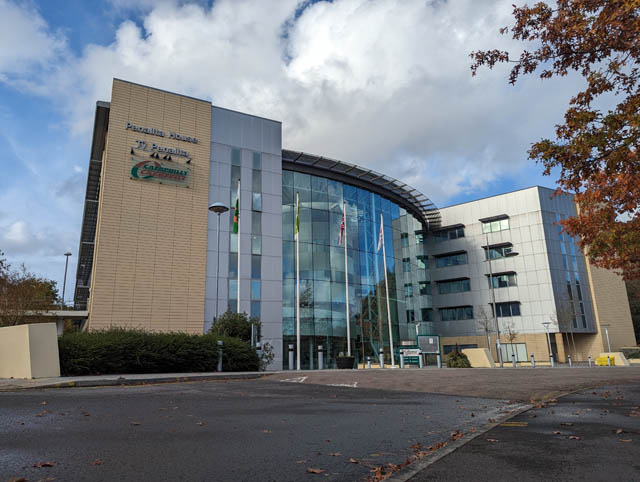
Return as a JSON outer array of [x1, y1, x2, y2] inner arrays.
[[377, 217, 384, 252]]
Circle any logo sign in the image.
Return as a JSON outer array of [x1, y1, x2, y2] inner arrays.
[[130, 156, 191, 188], [125, 122, 198, 144], [401, 349, 422, 357]]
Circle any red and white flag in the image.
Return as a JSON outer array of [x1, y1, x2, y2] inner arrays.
[[338, 211, 345, 246], [377, 217, 384, 252]]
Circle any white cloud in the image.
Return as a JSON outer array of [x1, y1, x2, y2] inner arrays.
[[0, 0, 578, 208]]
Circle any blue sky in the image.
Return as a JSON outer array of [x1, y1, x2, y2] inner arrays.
[[0, 0, 575, 302]]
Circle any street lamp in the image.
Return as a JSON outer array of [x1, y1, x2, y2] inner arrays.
[[542, 321, 555, 367], [601, 324, 612, 352], [209, 202, 229, 330], [62, 252, 72, 308]]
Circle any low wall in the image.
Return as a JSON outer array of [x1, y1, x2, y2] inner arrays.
[[462, 348, 495, 368], [0, 323, 60, 379]]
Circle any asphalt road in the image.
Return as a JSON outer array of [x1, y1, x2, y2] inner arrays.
[[406, 384, 640, 482], [0, 379, 514, 482]]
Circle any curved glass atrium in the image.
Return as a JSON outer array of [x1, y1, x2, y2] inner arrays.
[[282, 170, 431, 369]]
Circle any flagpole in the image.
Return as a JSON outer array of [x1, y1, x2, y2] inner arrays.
[[343, 201, 351, 357], [381, 212, 395, 367], [237, 180, 241, 314], [295, 192, 301, 371]]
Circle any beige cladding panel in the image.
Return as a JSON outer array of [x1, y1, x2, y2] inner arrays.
[[88, 79, 212, 333]]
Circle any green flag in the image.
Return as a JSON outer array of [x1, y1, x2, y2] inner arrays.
[[294, 193, 300, 239], [233, 197, 239, 234]]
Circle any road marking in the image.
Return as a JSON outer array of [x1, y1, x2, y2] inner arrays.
[[280, 376, 307, 383], [327, 382, 358, 388]]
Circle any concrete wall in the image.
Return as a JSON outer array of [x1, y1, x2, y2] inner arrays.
[[0, 323, 60, 379], [87, 79, 212, 333]]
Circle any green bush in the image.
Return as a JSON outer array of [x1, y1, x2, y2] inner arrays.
[[58, 328, 259, 376], [209, 310, 260, 343], [446, 349, 471, 368]]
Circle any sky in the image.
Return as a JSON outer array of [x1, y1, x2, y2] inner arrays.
[[0, 0, 583, 302]]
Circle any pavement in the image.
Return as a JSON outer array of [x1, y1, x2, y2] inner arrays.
[[399, 383, 640, 482]]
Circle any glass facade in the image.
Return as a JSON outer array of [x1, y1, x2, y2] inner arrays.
[[282, 169, 429, 369]]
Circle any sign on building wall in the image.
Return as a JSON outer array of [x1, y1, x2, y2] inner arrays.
[[130, 155, 191, 188]]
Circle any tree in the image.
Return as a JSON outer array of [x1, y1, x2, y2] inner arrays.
[[503, 319, 519, 362], [476, 307, 494, 357], [471, 1, 640, 279], [209, 310, 260, 344], [0, 250, 60, 326]]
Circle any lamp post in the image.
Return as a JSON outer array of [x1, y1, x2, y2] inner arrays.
[[542, 321, 555, 367], [62, 252, 72, 308], [601, 324, 612, 352], [209, 202, 229, 328]]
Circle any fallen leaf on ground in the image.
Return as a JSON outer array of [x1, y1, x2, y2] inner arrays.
[[500, 421, 528, 427], [553, 431, 561, 435], [41, 401, 48, 405], [450, 430, 464, 441], [349, 458, 358, 463], [568, 435, 581, 440], [620, 439, 632, 443], [560, 422, 574, 426], [629, 410, 640, 417], [91, 459, 105, 465], [33, 461, 57, 468], [7, 478, 27, 482], [82, 412, 90, 417], [486, 439, 499, 443], [262, 429, 271, 433], [616, 428, 625, 434], [327, 452, 340, 456], [306, 467, 324, 474], [130, 421, 141, 426], [196, 422, 205, 426]]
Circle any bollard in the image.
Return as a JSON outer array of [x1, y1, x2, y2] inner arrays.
[[379, 348, 385, 369], [318, 345, 324, 370], [436, 353, 442, 369], [530, 354, 535, 368], [419, 354, 424, 368], [512, 353, 517, 368], [217, 340, 224, 372], [607, 356, 611, 366], [588, 355, 592, 368], [288, 344, 294, 370], [568, 355, 572, 367], [399, 353, 405, 369], [366, 356, 371, 369], [550, 353, 555, 368]]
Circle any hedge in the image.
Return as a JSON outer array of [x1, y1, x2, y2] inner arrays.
[[58, 328, 259, 376]]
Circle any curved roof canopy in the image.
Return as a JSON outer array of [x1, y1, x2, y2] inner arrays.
[[282, 149, 441, 231]]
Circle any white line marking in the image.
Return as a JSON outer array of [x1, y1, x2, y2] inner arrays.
[[280, 376, 308, 383], [326, 382, 358, 388]]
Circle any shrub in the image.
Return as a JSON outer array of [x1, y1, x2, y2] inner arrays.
[[446, 348, 471, 368], [58, 328, 259, 376], [208, 310, 260, 343]]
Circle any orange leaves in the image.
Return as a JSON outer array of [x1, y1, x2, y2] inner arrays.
[[33, 461, 57, 468], [306, 467, 324, 474]]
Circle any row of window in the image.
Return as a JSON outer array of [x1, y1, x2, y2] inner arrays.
[[481, 218, 510, 234], [396, 215, 512, 247], [409, 301, 522, 323]]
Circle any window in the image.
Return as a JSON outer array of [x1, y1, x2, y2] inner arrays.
[[437, 278, 470, 294], [405, 283, 414, 298], [251, 255, 261, 278], [419, 281, 431, 295], [251, 280, 261, 300], [251, 300, 260, 319], [484, 244, 513, 260], [421, 308, 433, 321], [252, 169, 261, 192], [401, 233, 409, 248], [403, 258, 411, 272], [433, 226, 464, 242], [417, 255, 428, 269], [252, 152, 262, 170], [435, 252, 467, 268], [415, 230, 425, 244], [251, 235, 261, 255], [229, 252, 238, 277], [252, 212, 261, 234], [252, 192, 262, 211], [482, 217, 510, 234], [231, 148, 241, 166], [493, 302, 521, 317], [488, 272, 517, 288], [439, 306, 473, 321], [231, 165, 241, 186], [406, 310, 415, 323]]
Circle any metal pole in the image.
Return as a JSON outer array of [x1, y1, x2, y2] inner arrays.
[[604, 326, 611, 353], [62, 252, 71, 307], [486, 235, 503, 367], [381, 213, 395, 367], [379, 348, 385, 369], [288, 344, 294, 370], [318, 345, 323, 370], [512, 353, 517, 368], [568, 355, 572, 367], [217, 340, 224, 372], [366, 356, 371, 369], [588, 355, 592, 368], [436, 353, 442, 369], [530, 354, 535, 368], [544, 327, 555, 367], [343, 201, 351, 356], [215, 213, 221, 323], [295, 192, 301, 371], [607, 356, 611, 366], [399, 352, 405, 369], [237, 180, 241, 314]]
